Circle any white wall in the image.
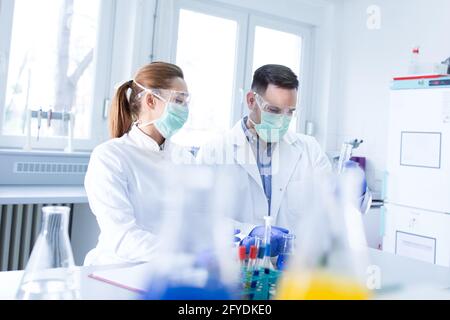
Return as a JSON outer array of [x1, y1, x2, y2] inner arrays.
[[329, 0, 450, 195]]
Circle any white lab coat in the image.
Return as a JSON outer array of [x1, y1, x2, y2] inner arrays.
[[84, 124, 194, 266], [197, 121, 371, 238]]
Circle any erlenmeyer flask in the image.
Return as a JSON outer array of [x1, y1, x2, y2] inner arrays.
[[276, 168, 371, 300], [16, 206, 80, 300]]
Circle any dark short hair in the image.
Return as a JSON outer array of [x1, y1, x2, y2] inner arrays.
[[251, 64, 299, 94]]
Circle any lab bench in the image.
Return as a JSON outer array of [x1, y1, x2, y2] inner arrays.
[[1, 248, 449, 300]]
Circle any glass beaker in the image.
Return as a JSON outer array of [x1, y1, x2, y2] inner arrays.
[[276, 233, 295, 270], [16, 206, 80, 300]]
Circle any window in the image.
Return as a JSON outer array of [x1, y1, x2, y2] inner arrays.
[[172, 9, 238, 146], [0, 0, 114, 150], [252, 26, 302, 76], [166, 0, 313, 147], [251, 25, 304, 132]]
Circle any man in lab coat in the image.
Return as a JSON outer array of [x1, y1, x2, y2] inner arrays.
[[197, 64, 370, 255]]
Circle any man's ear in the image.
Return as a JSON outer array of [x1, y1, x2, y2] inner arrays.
[[246, 92, 256, 110]]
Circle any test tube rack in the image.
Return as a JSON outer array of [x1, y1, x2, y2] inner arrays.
[[23, 109, 75, 153]]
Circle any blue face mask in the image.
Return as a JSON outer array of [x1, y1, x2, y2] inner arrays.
[[139, 102, 189, 139], [250, 111, 292, 143], [153, 102, 189, 138], [133, 80, 190, 139]]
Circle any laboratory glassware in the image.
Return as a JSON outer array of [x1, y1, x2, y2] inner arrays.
[[16, 206, 80, 300], [276, 233, 295, 270]]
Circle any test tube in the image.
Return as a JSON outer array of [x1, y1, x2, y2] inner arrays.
[[261, 216, 274, 300], [245, 245, 258, 290], [262, 216, 273, 269], [248, 237, 264, 299], [247, 245, 258, 271], [337, 143, 353, 174], [238, 246, 246, 268], [254, 236, 265, 268], [263, 216, 272, 248]]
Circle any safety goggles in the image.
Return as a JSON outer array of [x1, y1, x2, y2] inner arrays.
[[134, 80, 191, 107], [253, 92, 297, 116]]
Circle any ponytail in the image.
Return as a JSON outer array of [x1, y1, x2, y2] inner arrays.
[[108, 62, 185, 139], [109, 80, 133, 138]]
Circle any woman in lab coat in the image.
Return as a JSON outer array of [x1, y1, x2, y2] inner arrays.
[[84, 62, 193, 265]]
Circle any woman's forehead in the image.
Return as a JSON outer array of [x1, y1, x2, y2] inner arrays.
[[170, 77, 188, 92]]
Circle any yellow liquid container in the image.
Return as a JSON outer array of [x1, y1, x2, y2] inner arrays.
[[276, 270, 371, 300]]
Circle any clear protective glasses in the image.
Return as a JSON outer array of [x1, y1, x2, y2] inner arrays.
[[134, 80, 191, 107], [253, 92, 297, 117]]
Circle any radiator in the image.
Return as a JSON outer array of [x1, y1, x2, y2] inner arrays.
[[0, 203, 74, 271]]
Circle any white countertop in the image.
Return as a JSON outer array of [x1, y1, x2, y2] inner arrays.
[[0, 263, 137, 300], [0, 185, 87, 205], [1, 248, 450, 300]]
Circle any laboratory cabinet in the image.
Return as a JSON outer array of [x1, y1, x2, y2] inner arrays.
[[383, 84, 450, 266]]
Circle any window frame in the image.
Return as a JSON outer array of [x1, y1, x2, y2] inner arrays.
[[0, 0, 15, 139], [170, 0, 249, 132], [0, 0, 116, 151], [244, 14, 314, 134], [166, 0, 315, 136]]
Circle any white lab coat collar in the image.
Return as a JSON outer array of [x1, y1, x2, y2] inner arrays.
[[127, 124, 166, 153]]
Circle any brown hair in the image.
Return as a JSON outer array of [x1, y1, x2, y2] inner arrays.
[[109, 62, 184, 138]]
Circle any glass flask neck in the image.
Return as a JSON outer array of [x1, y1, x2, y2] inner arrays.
[[41, 209, 70, 235]]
